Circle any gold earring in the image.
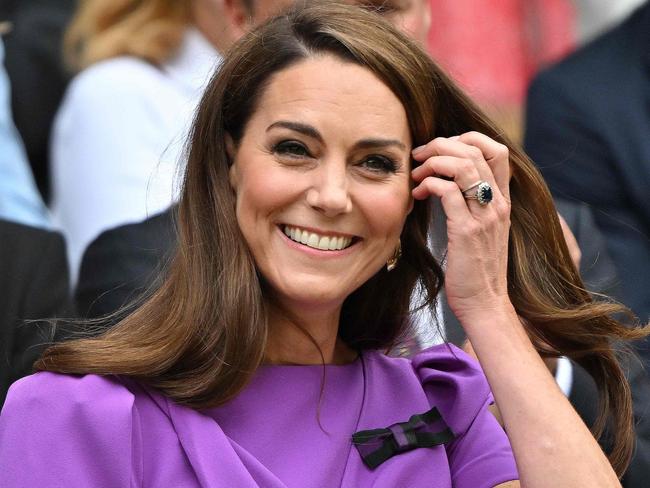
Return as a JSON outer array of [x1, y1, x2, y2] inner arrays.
[[386, 240, 402, 272]]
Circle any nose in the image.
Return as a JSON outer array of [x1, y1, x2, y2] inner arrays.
[[305, 162, 352, 217]]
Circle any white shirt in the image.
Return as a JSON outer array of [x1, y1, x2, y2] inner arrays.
[[51, 29, 220, 282]]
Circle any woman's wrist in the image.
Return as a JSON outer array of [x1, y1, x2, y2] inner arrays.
[[453, 297, 519, 334]]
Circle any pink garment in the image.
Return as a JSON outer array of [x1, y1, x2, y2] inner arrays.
[[427, 0, 575, 106]]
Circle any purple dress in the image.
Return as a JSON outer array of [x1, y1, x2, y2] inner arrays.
[[0, 344, 518, 487]]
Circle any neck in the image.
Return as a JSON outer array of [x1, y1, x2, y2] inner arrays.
[[265, 301, 357, 365]]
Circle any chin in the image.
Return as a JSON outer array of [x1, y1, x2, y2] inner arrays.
[[269, 277, 351, 312], [262, 265, 379, 313], [280, 287, 345, 309]]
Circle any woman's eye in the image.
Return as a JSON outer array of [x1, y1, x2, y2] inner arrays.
[[273, 140, 311, 158], [360, 155, 398, 174]]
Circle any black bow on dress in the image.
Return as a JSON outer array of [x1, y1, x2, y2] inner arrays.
[[352, 406, 456, 469]]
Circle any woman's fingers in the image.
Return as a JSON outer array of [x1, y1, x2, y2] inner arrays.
[[411, 132, 512, 315], [412, 136, 501, 200], [412, 176, 472, 220], [411, 155, 483, 193], [455, 132, 511, 202], [412, 133, 511, 202]]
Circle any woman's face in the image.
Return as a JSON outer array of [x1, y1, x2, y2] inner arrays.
[[228, 55, 413, 311]]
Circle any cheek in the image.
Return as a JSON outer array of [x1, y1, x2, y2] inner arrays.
[[234, 166, 302, 227], [359, 184, 412, 237]]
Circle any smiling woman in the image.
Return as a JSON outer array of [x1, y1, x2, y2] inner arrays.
[[227, 56, 413, 359], [0, 2, 646, 487]]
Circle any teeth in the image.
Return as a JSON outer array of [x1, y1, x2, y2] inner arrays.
[[283, 226, 353, 251], [318, 236, 330, 250]]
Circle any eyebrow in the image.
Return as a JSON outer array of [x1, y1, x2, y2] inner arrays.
[[266, 120, 407, 152]]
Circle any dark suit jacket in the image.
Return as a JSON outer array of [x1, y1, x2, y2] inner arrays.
[[75, 209, 176, 320], [0, 219, 70, 405], [524, 3, 650, 327]]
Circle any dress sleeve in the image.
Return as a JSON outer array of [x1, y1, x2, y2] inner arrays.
[[0, 372, 142, 487], [413, 344, 518, 488]]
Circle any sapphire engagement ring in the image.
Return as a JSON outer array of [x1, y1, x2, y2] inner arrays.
[[461, 181, 493, 206]]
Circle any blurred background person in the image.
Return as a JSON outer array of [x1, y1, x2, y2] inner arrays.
[[72, 0, 433, 318], [425, 0, 576, 142], [0, 218, 70, 407], [1, 0, 75, 203], [524, 6, 650, 483], [0, 25, 71, 408], [423, 0, 645, 143], [573, 0, 646, 42], [0, 37, 49, 229], [524, 1, 650, 339], [48, 0, 645, 283], [49, 0, 296, 282]]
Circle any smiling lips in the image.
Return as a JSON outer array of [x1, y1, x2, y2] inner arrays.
[[283, 225, 354, 251]]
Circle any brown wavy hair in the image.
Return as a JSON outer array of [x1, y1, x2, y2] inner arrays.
[[38, 1, 647, 475], [63, 0, 191, 72]]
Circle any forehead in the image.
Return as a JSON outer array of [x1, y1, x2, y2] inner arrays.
[[249, 55, 411, 143]]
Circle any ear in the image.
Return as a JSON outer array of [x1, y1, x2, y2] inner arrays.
[[223, 0, 253, 39], [226, 133, 239, 190], [407, 195, 414, 215]]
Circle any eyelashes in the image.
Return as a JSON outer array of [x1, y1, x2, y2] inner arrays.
[[271, 139, 400, 175], [360, 155, 399, 173], [273, 140, 310, 158]]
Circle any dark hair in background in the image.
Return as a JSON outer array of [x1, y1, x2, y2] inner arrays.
[[37, 1, 647, 475]]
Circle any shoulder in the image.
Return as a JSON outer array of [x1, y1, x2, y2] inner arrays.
[[409, 346, 518, 485], [57, 56, 182, 122], [0, 219, 65, 273], [367, 344, 492, 436], [0, 218, 63, 245], [409, 343, 486, 384], [3, 372, 139, 421], [76, 209, 176, 317], [78, 208, 175, 288], [1, 372, 176, 441], [68, 57, 169, 98], [528, 8, 645, 106], [0, 372, 171, 486], [411, 344, 493, 428], [87, 208, 176, 253]]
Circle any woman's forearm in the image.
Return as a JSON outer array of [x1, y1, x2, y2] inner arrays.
[[460, 303, 620, 488]]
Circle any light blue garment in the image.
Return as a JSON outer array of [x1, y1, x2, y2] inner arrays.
[[0, 39, 50, 228]]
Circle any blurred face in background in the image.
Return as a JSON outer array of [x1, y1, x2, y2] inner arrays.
[[354, 0, 432, 45], [191, 0, 295, 52], [193, 0, 431, 53]]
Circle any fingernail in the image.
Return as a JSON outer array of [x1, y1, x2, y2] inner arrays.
[[412, 145, 426, 155], [450, 135, 460, 140]]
